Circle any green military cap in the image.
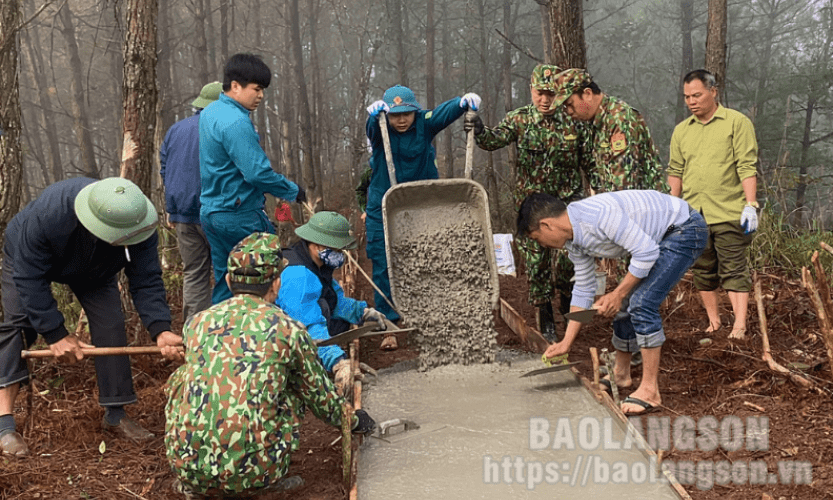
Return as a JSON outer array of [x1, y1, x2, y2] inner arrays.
[[74, 177, 158, 246], [295, 211, 356, 250], [551, 68, 593, 108], [192, 81, 222, 108], [529, 64, 562, 91], [227, 232, 287, 285]]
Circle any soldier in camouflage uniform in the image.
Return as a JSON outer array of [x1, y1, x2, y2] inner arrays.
[[164, 232, 376, 499], [550, 68, 666, 193], [465, 64, 589, 341]]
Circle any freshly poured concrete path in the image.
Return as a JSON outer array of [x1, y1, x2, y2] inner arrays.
[[358, 351, 683, 499]]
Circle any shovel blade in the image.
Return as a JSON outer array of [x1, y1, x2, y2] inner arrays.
[[564, 309, 597, 324]]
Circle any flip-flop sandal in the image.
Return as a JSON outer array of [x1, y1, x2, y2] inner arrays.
[[380, 334, 398, 351], [621, 396, 660, 416]]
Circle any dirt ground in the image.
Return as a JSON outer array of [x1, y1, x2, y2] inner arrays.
[[1, 250, 832, 499]]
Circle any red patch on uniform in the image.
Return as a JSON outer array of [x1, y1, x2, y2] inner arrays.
[[393, 96, 403, 105]]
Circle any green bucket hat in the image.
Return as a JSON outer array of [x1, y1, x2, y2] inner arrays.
[[227, 232, 287, 285], [530, 64, 562, 91], [74, 177, 158, 245], [295, 211, 356, 250], [192, 81, 222, 108], [551, 68, 593, 109]]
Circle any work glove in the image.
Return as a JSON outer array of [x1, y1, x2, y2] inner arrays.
[[367, 100, 389, 117], [740, 205, 758, 234], [463, 114, 485, 136], [459, 93, 482, 111], [352, 409, 377, 436], [295, 185, 307, 204], [361, 307, 387, 331]]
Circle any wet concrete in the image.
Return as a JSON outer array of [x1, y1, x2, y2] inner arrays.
[[358, 351, 683, 499], [384, 180, 499, 370]]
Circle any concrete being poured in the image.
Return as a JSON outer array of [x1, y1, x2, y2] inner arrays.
[[358, 352, 686, 499]]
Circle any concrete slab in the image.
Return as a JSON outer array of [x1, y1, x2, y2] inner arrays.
[[358, 352, 684, 499]]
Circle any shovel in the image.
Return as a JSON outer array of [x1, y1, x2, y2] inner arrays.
[[564, 308, 597, 324], [22, 346, 164, 359], [315, 323, 417, 347]]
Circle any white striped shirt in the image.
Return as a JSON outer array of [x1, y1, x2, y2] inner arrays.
[[565, 190, 691, 309]]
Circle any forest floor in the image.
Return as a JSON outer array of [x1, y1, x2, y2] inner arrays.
[[1, 249, 832, 500]]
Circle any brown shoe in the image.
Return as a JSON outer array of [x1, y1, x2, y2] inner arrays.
[[0, 431, 29, 457], [101, 416, 154, 442]]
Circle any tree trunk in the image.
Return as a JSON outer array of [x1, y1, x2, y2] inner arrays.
[[540, 3, 554, 64], [121, 0, 159, 197], [793, 95, 815, 227], [290, 0, 316, 196], [254, 0, 267, 149], [219, 0, 229, 63], [157, 0, 176, 134], [441, 0, 453, 178], [390, 0, 408, 86], [21, 22, 62, 184], [477, 0, 498, 207], [547, 0, 586, 69], [308, 0, 323, 202], [705, 0, 727, 103], [675, 0, 694, 124], [0, 0, 23, 318], [58, 2, 98, 178], [752, 3, 776, 124], [502, 0, 516, 210], [194, 0, 210, 85], [426, 0, 435, 109]]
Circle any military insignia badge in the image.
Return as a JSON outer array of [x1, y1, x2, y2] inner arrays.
[[544, 69, 552, 78], [611, 132, 627, 153], [394, 96, 403, 105]]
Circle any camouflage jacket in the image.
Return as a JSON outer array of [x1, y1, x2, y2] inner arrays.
[[585, 95, 666, 193], [164, 295, 353, 496], [475, 104, 588, 202]]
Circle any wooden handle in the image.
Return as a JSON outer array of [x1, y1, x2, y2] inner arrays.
[[22, 346, 163, 359], [378, 112, 397, 188], [464, 110, 476, 180]]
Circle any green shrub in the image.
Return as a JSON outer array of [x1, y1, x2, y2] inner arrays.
[[749, 205, 833, 277]]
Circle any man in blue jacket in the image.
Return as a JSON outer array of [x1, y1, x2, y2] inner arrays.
[[277, 212, 387, 395], [0, 177, 184, 457], [200, 53, 305, 304], [160, 81, 221, 322], [364, 85, 480, 339]]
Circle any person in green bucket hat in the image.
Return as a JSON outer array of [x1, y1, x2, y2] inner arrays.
[[277, 211, 387, 396], [0, 177, 184, 457]]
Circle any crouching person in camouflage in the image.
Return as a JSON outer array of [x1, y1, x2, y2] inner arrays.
[[164, 232, 376, 498]]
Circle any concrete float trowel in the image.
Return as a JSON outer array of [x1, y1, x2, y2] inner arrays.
[[370, 418, 448, 444], [519, 309, 595, 377], [315, 320, 417, 347]]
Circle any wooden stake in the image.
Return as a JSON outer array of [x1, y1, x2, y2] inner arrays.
[[590, 347, 600, 388], [801, 265, 833, 379]]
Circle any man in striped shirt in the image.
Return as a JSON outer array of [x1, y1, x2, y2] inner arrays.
[[518, 190, 708, 416]]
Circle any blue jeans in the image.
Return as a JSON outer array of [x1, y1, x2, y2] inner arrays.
[[612, 209, 708, 351], [200, 209, 274, 304]]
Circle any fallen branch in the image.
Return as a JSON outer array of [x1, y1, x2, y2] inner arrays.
[[756, 273, 813, 388], [802, 259, 833, 378]]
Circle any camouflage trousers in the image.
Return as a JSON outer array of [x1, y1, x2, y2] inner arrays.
[[513, 184, 575, 310], [517, 235, 573, 311]]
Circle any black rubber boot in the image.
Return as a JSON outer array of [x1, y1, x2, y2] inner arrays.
[[537, 302, 558, 343]]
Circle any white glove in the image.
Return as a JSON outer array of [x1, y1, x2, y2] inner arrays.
[[459, 93, 481, 111], [367, 100, 390, 117], [361, 307, 387, 330], [740, 205, 758, 234]]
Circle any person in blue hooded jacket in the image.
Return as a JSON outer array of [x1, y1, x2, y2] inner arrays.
[[364, 85, 480, 347], [277, 211, 387, 395]]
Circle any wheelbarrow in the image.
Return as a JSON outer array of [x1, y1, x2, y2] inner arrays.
[[379, 110, 500, 312]]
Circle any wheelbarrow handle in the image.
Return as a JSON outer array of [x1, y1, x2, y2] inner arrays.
[[21, 346, 164, 359], [464, 110, 477, 180], [378, 112, 397, 188]]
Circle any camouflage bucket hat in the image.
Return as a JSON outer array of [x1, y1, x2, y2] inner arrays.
[[74, 177, 158, 245], [383, 85, 421, 114], [192, 81, 222, 108], [552, 68, 593, 109], [295, 211, 356, 250], [530, 64, 562, 91], [227, 232, 287, 285]]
